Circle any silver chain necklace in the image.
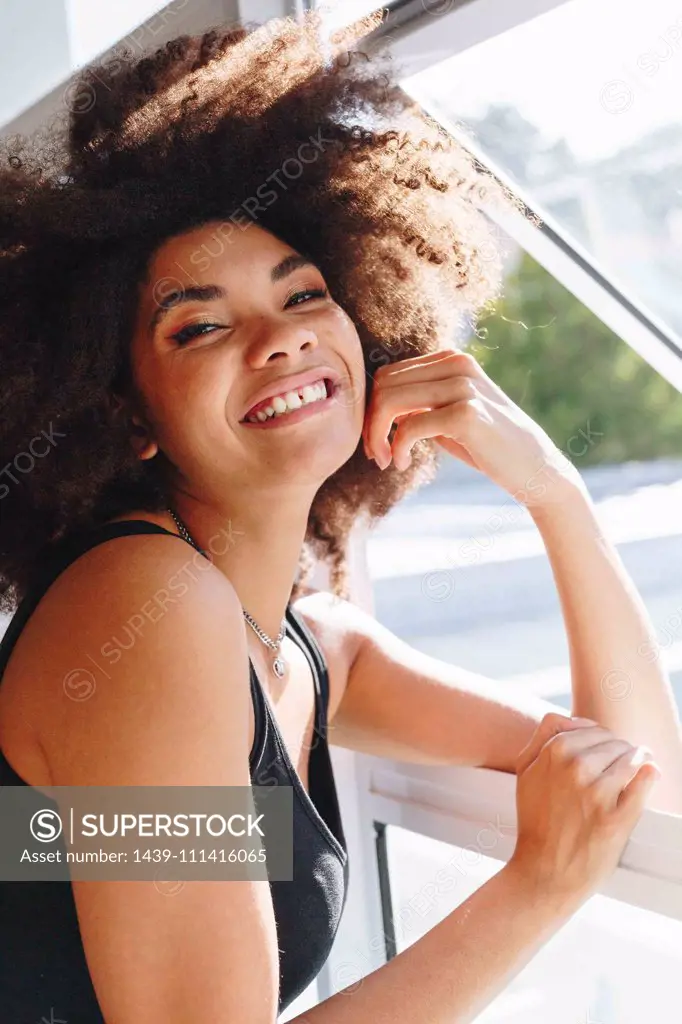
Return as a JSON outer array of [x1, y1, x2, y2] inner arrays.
[[165, 506, 287, 678]]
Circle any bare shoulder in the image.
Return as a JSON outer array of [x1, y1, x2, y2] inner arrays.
[[291, 587, 369, 723], [14, 529, 246, 784], [30, 526, 237, 654]]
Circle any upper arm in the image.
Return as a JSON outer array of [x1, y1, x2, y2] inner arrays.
[[40, 537, 279, 1024], [297, 591, 566, 773]]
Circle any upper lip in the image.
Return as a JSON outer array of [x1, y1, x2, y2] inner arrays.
[[241, 366, 341, 420]]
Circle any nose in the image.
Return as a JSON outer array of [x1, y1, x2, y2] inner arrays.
[[244, 320, 319, 368]]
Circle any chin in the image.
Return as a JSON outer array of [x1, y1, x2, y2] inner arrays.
[[276, 428, 359, 487]]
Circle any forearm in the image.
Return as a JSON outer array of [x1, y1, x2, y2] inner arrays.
[[292, 861, 580, 1024], [531, 483, 682, 813]]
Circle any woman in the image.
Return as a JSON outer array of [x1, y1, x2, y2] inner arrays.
[[0, 10, 680, 1023]]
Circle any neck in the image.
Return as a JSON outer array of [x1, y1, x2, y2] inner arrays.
[[167, 490, 312, 642]]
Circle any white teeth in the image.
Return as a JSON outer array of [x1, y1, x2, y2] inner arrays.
[[246, 378, 331, 423], [283, 390, 302, 409]]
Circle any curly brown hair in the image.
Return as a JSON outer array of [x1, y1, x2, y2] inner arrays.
[[0, 8, 514, 615]]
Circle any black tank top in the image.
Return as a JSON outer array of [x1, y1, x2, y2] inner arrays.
[[0, 520, 349, 1020]]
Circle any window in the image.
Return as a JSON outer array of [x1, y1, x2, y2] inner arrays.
[[400, 0, 682, 346]]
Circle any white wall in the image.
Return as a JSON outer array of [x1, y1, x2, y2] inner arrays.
[[0, 0, 71, 126]]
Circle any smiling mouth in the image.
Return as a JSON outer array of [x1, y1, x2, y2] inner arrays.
[[242, 377, 337, 423]]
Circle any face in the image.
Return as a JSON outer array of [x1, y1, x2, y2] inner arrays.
[[126, 221, 366, 502]]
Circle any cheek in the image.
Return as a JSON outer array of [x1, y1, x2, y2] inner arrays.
[[167, 356, 230, 408], [344, 343, 368, 422], [141, 369, 227, 445], [332, 309, 365, 373]]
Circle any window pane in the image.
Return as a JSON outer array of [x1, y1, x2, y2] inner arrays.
[[385, 823, 682, 1023], [402, 0, 682, 345]]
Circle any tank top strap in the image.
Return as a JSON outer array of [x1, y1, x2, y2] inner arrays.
[[283, 602, 346, 857], [284, 603, 330, 737], [33, 520, 178, 592]]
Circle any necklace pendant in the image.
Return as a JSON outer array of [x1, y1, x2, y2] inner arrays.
[[273, 655, 285, 678]]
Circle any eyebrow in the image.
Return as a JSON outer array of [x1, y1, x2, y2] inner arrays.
[[148, 253, 317, 336]]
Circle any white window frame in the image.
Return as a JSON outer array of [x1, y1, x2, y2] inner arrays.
[[316, 751, 682, 1006]]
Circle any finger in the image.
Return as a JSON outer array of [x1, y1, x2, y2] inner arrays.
[[366, 350, 497, 460], [365, 376, 476, 466], [537, 726, 634, 780], [593, 749, 661, 816], [574, 738, 649, 780], [390, 407, 467, 470], [433, 433, 480, 470], [363, 365, 460, 458], [616, 761, 661, 818], [372, 348, 476, 384], [515, 713, 598, 776], [364, 409, 410, 462], [370, 352, 482, 402]]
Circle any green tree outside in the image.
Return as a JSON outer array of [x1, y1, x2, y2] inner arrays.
[[468, 252, 682, 466]]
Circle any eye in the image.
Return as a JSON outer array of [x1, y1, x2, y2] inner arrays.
[[170, 321, 224, 346], [168, 288, 329, 345], [285, 287, 329, 307]]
